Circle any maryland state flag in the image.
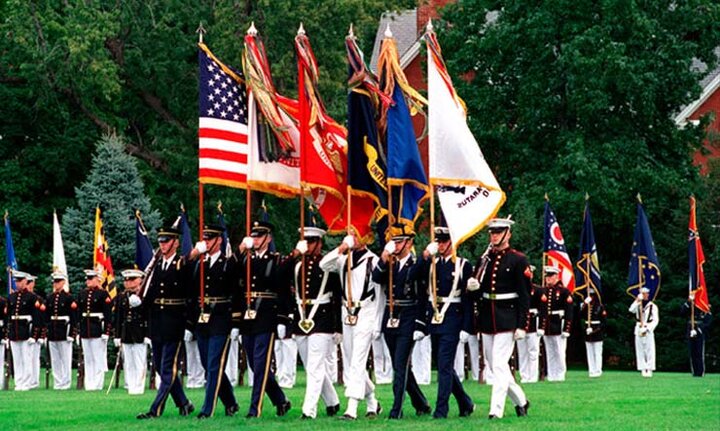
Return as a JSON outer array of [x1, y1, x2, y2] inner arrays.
[[295, 27, 348, 232], [345, 32, 390, 242], [574, 198, 601, 301], [134, 210, 154, 270], [627, 197, 661, 300], [377, 29, 429, 229], [93, 206, 116, 299], [543, 199, 576, 292], [688, 196, 710, 313]]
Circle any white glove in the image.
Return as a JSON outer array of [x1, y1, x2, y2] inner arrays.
[[194, 241, 207, 254], [184, 329, 193, 342], [586, 327, 593, 335], [0, 339, 8, 347], [296, 240, 308, 255], [689, 293, 695, 301], [636, 293, 643, 301], [39, 338, 47, 346], [639, 327, 648, 336], [66, 336, 74, 343], [536, 329, 545, 337], [28, 337, 37, 345], [75, 335, 81, 346], [561, 332, 570, 339], [242, 236, 254, 250], [584, 296, 592, 304], [459, 330, 470, 343], [383, 241, 396, 255], [333, 332, 343, 345], [514, 329, 527, 340], [113, 338, 121, 347], [413, 330, 425, 341], [342, 235, 355, 249], [230, 328, 240, 341], [466, 277, 480, 292], [690, 329, 698, 338], [371, 330, 381, 341], [128, 294, 142, 308], [425, 242, 439, 256], [101, 334, 109, 342], [144, 337, 152, 346], [277, 324, 286, 339]]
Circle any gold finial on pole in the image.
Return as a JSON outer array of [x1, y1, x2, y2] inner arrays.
[[196, 22, 206, 44]]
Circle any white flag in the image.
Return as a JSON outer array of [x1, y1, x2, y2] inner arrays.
[[53, 211, 69, 292], [426, 30, 505, 251]]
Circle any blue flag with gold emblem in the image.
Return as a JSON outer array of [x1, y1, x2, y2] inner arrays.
[[627, 199, 661, 300], [134, 210, 154, 269], [575, 199, 601, 301], [4, 213, 18, 295]]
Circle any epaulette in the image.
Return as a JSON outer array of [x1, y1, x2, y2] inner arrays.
[[508, 248, 527, 258]]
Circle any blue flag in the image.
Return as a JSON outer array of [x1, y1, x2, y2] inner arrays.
[[4, 214, 18, 295], [178, 209, 193, 257], [134, 211, 154, 270], [386, 82, 429, 227], [627, 200, 661, 300], [575, 200, 602, 301]]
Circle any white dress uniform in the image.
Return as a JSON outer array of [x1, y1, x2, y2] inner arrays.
[[454, 332, 480, 382], [225, 329, 240, 386], [411, 334, 432, 384], [629, 299, 659, 377], [274, 336, 298, 388], [320, 246, 383, 418], [184, 335, 206, 388], [372, 335, 393, 384]]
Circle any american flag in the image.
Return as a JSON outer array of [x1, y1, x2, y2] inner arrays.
[[198, 44, 248, 188], [543, 201, 576, 292]]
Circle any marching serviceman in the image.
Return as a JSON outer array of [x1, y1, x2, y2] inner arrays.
[[236, 221, 293, 418], [581, 287, 606, 378], [372, 225, 432, 419], [516, 266, 542, 383], [320, 227, 383, 420], [45, 271, 77, 390], [8, 271, 43, 391], [137, 226, 194, 419], [113, 268, 150, 395], [371, 335, 393, 384], [454, 301, 480, 383], [538, 266, 573, 382], [273, 326, 298, 389], [680, 293, 712, 377], [285, 226, 341, 419], [629, 287, 659, 377], [25, 274, 45, 389], [467, 218, 530, 419], [188, 224, 240, 419], [184, 328, 206, 388], [421, 226, 475, 419], [78, 268, 112, 391]]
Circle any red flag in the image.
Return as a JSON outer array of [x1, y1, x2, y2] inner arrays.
[[689, 197, 710, 313], [295, 29, 347, 232], [93, 207, 116, 299]]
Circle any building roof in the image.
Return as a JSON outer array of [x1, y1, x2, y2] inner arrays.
[[675, 47, 720, 126], [369, 9, 419, 73]]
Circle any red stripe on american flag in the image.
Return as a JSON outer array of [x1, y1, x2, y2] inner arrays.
[[199, 168, 247, 183], [199, 128, 248, 143], [199, 148, 248, 164]]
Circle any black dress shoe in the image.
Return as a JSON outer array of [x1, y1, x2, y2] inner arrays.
[[301, 414, 313, 420], [179, 402, 195, 416], [388, 411, 402, 419], [460, 404, 475, 417], [366, 402, 382, 419], [136, 412, 156, 420], [515, 400, 530, 417], [276, 400, 292, 417], [326, 404, 340, 416], [339, 414, 357, 421], [488, 414, 498, 420], [416, 405, 432, 416], [226, 404, 239, 417], [246, 413, 256, 419], [197, 412, 211, 420]]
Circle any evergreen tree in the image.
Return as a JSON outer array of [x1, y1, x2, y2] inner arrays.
[[62, 134, 162, 284]]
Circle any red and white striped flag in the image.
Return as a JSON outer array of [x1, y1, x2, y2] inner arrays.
[[198, 43, 248, 188]]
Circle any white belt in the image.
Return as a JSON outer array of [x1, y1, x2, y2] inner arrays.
[[550, 310, 565, 316], [297, 293, 332, 306], [482, 292, 518, 300], [51, 316, 71, 322], [431, 297, 461, 304], [11, 315, 32, 322], [82, 312, 104, 318], [0, 321, 3, 327], [590, 320, 601, 324], [529, 308, 538, 314]]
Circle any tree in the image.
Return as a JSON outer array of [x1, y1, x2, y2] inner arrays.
[[62, 134, 162, 285], [438, 0, 720, 370]]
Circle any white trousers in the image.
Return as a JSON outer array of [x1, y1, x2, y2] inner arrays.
[[635, 333, 655, 371], [327, 342, 339, 384], [225, 337, 239, 386], [454, 334, 480, 382], [0, 343, 5, 389], [341, 305, 379, 415], [81, 338, 108, 391], [482, 332, 527, 418], [411, 334, 432, 385], [544, 335, 567, 381], [49, 340, 73, 389], [10, 340, 34, 390], [585, 341, 603, 377], [185, 339, 206, 388], [296, 333, 340, 418], [516, 333, 540, 383], [372, 335, 393, 384], [274, 337, 298, 388], [122, 343, 147, 395]]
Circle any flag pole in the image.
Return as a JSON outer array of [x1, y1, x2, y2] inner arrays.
[[585, 195, 591, 329], [636, 194, 644, 329], [689, 196, 696, 330], [199, 183, 205, 317], [297, 23, 308, 323], [430, 185, 438, 322], [245, 186, 252, 313], [345, 24, 355, 320]]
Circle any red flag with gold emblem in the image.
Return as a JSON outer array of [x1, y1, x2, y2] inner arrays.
[[93, 206, 116, 299]]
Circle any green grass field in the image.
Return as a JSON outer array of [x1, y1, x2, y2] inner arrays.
[[1, 369, 718, 430]]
